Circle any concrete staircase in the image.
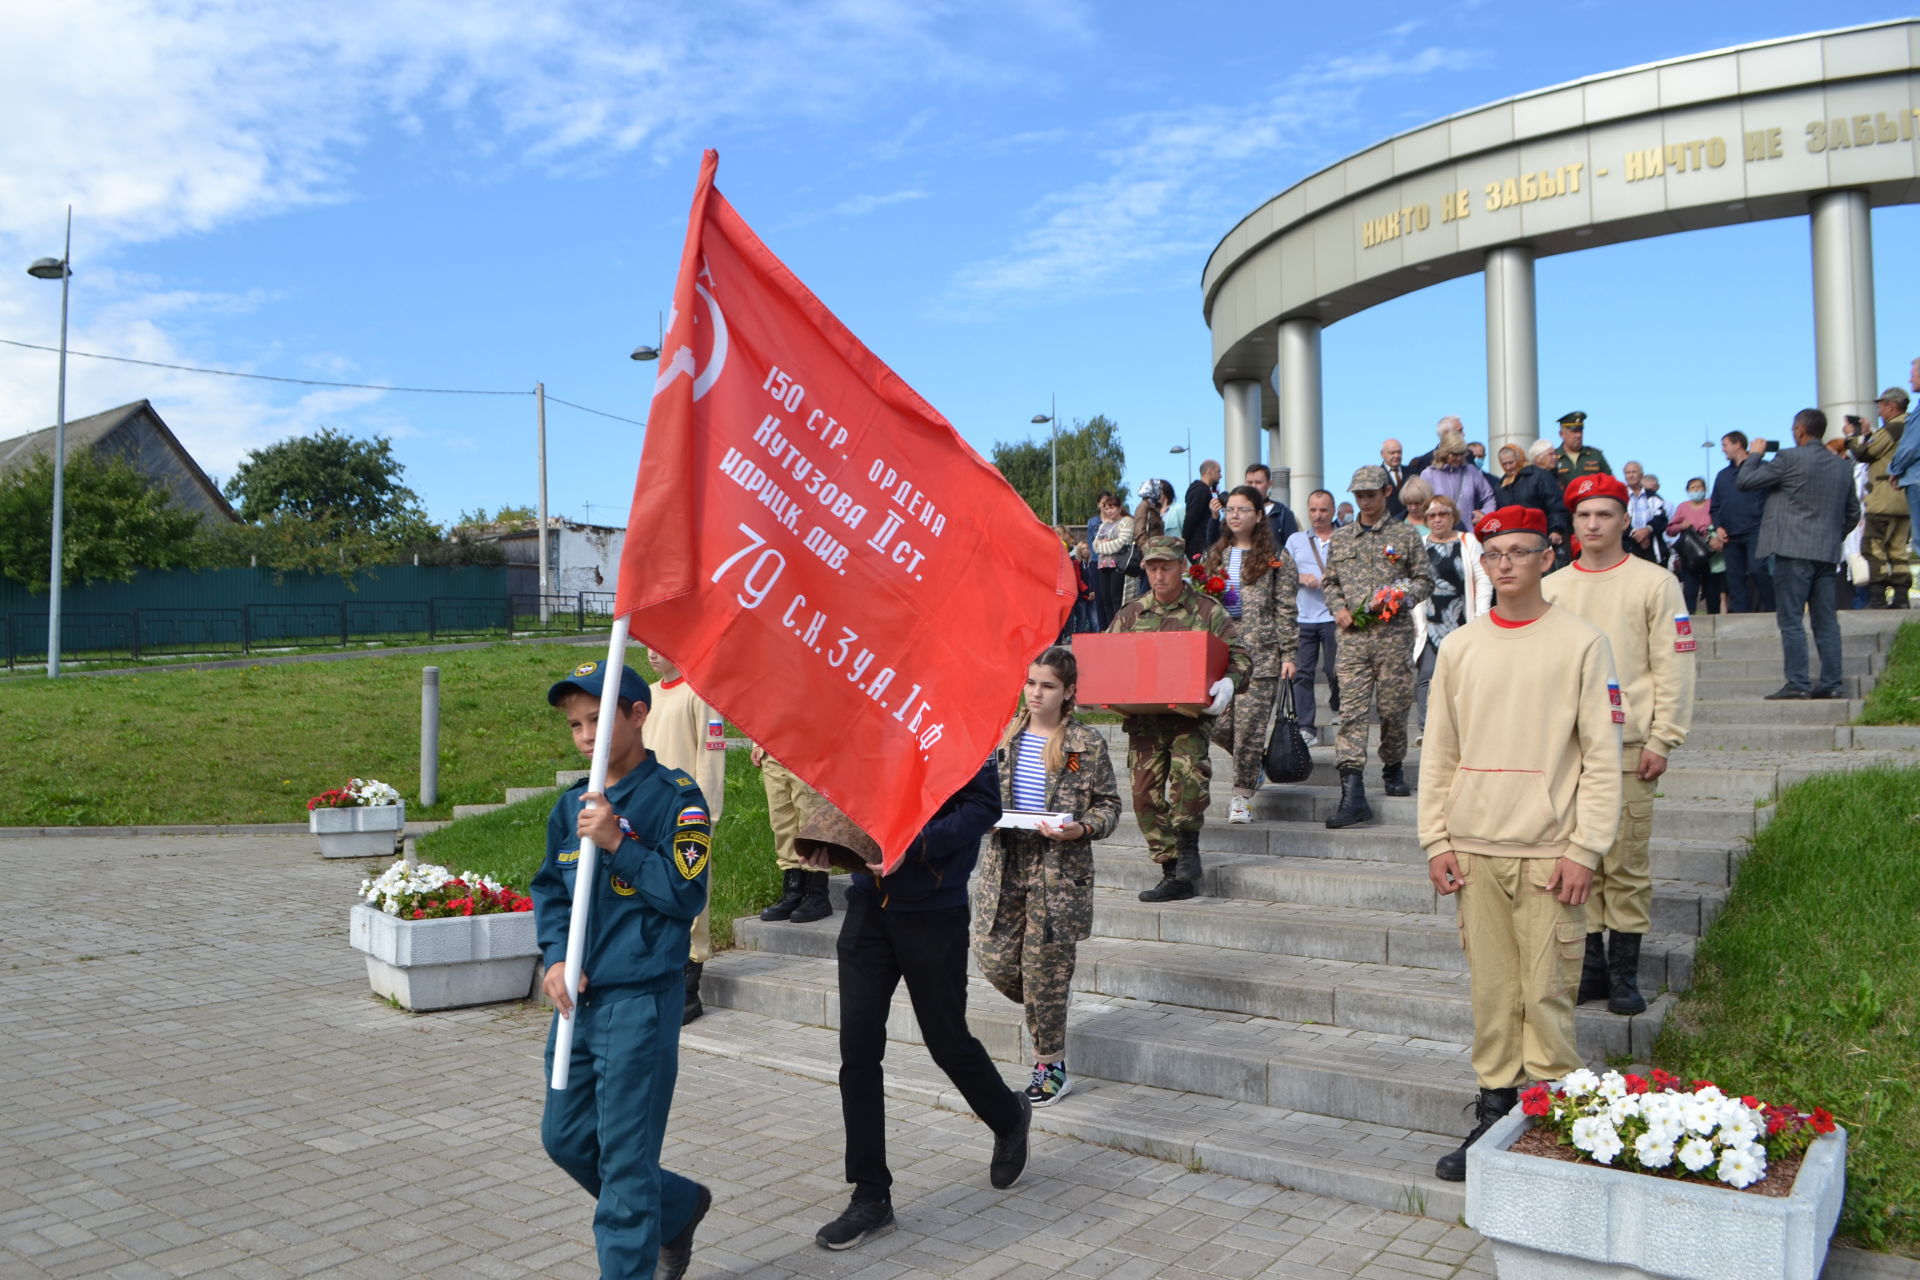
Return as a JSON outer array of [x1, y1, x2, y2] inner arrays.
[[695, 611, 1914, 1221]]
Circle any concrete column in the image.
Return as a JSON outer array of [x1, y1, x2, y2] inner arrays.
[[1810, 190, 1877, 440], [1484, 246, 1539, 460], [1277, 317, 1324, 514], [1222, 379, 1262, 497]]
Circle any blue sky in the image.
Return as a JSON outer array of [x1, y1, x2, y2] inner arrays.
[[1, 0, 1915, 527]]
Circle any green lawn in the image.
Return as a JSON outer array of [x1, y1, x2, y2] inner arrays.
[[410, 746, 780, 953], [1859, 621, 1920, 725], [1654, 765, 1920, 1253], [0, 642, 671, 826]]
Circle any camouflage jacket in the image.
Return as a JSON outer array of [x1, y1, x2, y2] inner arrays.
[[1108, 584, 1253, 691], [974, 717, 1120, 945], [1200, 546, 1299, 678], [1321, 518, 1434, 626], [1554, 446, 1613, 482]]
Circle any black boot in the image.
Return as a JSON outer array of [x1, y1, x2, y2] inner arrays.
[[1606, 931, 1648, 1015], [1895, 584, 1911, 610], [1138, 859, 1194, 903], [1382, 762, 1410, 797], [1325, 769, 1372, 829], [1172, 830, 1203, 895], [682, 960, 704, 1025], [760, 868, 805, 921], [790, 871, 833, 924], [1434, 1087, 1519, 1182], [1578, 931, 1609, 1004]]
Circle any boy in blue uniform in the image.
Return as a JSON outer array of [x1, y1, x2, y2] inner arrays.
[[532, 659, 713, 1280]]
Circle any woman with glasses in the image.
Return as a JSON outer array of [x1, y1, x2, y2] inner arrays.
[[1200, 486, 1298, 824], [1412, 495, 1492, 742]]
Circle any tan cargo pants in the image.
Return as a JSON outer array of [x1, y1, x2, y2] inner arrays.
[[1588, 770, 1656, 935], [1456, 851, 1588, 1090]]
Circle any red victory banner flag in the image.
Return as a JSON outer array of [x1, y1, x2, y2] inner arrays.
[[617, 150, 1074, 870]]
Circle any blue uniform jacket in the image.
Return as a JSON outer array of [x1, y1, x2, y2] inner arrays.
[[531, 754, 711, 1001], [848, 759, 1001, 912]]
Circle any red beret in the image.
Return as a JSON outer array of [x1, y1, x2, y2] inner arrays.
[[1474, 506, 1548, 539], [1564, 473, 1630, 509]]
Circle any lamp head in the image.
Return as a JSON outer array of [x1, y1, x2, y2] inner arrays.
[[27, 257, 69, 280], [1030, 413, 1051, 424], [629, 345, 659, 362]]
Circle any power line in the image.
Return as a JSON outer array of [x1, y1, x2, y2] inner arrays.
[[0, 335, 647, 425]]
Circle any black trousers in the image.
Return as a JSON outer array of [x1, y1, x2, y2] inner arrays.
[[836, 894, 1021, 1203]]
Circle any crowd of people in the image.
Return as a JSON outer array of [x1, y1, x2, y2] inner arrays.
[[521, 373, 1916, 1276]]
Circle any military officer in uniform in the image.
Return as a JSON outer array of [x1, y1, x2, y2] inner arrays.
[[1107, 534, 1251, 902], [1321, 466, 1435, 829], [1553, 411, 1614, 483]]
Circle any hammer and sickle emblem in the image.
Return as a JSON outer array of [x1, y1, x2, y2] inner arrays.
[[655, 259, 729, 402]]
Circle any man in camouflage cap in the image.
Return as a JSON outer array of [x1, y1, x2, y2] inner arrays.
[[1322, 466, 1434, 828], [1106, 534, 1251, 902]]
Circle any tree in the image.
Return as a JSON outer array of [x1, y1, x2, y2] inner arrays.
[[223, 428, 426, 534], [0, 451, 205, 591], [991, 415, 1127, 528]]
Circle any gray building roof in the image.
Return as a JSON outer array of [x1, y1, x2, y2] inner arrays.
[[0, 400, 237, 522]]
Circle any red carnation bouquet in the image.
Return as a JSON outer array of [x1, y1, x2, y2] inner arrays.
[[1187, 560, 1229, 602], [1349, 582, 1411, 632]]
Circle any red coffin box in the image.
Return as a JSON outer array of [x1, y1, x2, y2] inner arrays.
[[1075, 631, 1228, 718]]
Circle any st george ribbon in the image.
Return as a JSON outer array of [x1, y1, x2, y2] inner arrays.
[[551, 150, 1072, 1088]]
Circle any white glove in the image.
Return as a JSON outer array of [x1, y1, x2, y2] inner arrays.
[[1203, 678, 1235, 717]]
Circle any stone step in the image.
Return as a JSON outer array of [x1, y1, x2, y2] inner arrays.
[[1104, 815, 1742, 885], [1691, 634, 1887, 662], [1687, 651, 1879, 679], [1691, 610, 1908, 639], [1087, 851, 1727, 937], [737, 890, 1697, 993], [504, 786, 558, 805], [698, 951, 1662, 1135], [1687, 698, 1860, 724], [1695, 673, 1867, 700], [1230, 785, 1769, 840], [679, 1006, 1470, 1223], [450, 803, 507, 819], [1685, 725, 1857, 751]]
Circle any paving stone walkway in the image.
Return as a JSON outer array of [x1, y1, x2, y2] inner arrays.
[[0, 834, 1493, 1279]]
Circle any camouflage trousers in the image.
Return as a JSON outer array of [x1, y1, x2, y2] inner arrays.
[[1124, 714, 1212, 862], [1208, 675, 1277, 796], [973, 835, 1077, 1061], [1333, 620, 1414, 772]]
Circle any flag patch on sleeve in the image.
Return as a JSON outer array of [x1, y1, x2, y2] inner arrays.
[[677, 805, 708, 827], [1608, 679, 1626, 724], [673, 830, 711, 880], [1674, 614, 1696, 653]]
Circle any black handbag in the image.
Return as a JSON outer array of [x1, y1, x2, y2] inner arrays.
[[1674, 526, 1711, 574], [1118, 539, 1143, 577], [1263, 680, 1314, 784]]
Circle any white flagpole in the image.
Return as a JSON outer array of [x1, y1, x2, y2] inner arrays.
[[550, 613, 632, 1090]]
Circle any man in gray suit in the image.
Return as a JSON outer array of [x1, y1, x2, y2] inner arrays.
[[1737, 409, 1862, 700]]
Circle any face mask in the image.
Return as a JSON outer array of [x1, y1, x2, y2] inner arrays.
[[1687, 489, 1705, 501]]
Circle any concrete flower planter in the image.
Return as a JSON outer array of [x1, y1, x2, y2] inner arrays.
[[348, 903, 539, 1011], [311, 803, 405, 858], [1467, 1109, 1847, 1280]]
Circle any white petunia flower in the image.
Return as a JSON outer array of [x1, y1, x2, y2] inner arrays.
[[1634, 1132, 1676, 1168], [1680, 1098, 1719, 1134], [1606, 1096, 1642, 1126], [1597, 1072, 1628, 1100], [1717, 1145, 1765, 1189], [1678, 1137, 1716, 1172], [1561, 1069, 1601, 1097], [1692, 1084, 1725, 1104]]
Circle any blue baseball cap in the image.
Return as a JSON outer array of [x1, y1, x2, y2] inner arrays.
[[548, 659, 651, 708]]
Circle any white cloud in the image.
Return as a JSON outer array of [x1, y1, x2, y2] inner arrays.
[[0, 0, 1062, 461], [836, 188, 931, 217], [941, 44, 1488, 313]]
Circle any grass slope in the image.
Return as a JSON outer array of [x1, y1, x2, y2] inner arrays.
[[1655, 765, 1920, 1253], [1859, 621, 1920, 725], [0, 643, 663, 826], [411, 746, 780, 954]]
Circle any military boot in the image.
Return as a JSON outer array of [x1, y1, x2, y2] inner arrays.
[[1382, 762, 1411, 797], [1325, 769, 1372, 829], [1434, 1087, 1519, 1182], [1578, 931, 1609, 1003], [1172, 830, 1203, 894], [1138, 859, 1194, 903], [760, 869, 805, 921], [790, 871, 833, 925], [682, 960, 704, 1025], [1895, 583, 1911, 610], [1606, 931, 1648, 1015]]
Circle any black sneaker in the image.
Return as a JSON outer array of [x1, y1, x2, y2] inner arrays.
[[655, 1182, 711, 1280], [989, 1093, 1033, 1189], [815, 1197, 893, 1251], [1763, 685, 1810, 700]]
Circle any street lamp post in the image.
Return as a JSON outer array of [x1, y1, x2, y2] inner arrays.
[[28, 209, 72, 679], [534, 381, 550, 623], [1030, 393, 1057, 526]]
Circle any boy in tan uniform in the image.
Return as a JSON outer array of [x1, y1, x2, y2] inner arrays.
[[1542, 474, 1696, 1016], [1420, 506, 1623, 1181], [753, 749, 831, 924], [646, 646, 728, 1023]]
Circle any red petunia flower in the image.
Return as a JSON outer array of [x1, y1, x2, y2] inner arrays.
[[1810, 1108, 1836, 1134], [1520, 1083, 1553, 1116], [1623, 1074, 1649, 1095]]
